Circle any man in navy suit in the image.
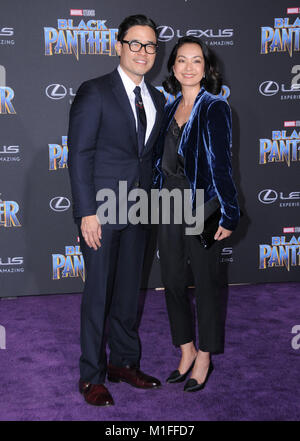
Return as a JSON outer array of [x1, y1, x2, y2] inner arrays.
[[68, 15, 165, 406]]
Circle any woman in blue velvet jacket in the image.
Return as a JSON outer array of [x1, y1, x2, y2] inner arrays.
[[154, 37, 240, 392]]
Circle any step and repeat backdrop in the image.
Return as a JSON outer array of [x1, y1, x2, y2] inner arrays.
[[0, 0, 299, 297]]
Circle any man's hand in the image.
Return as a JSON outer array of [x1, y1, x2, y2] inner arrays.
[[81, 215, 102, 250], [214, 225, 232, 241]]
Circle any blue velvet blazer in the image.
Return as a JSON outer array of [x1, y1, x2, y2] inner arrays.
[[153, 87, 240, 231]]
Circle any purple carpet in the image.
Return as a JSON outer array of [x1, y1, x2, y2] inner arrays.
[[0, 283, 299, 421]]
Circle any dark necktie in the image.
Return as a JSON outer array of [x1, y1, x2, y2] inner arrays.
[[133, 86, 147, 156]]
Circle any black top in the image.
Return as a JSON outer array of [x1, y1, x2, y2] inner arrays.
[[161, 118, 187, 178]]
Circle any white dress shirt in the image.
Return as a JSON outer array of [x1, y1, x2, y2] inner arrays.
[[117, 65, 156, 144]]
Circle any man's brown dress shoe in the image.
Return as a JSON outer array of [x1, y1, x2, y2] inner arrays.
[[79, 379, 114, 406], [107, 364, 161, 389]]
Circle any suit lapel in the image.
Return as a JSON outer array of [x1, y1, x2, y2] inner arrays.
[[109, 71, 164, 156], [110, 70, 138, 152], [143, 84, 164, 155]]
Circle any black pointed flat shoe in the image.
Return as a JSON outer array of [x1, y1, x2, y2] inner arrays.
[[184, 362, 214, 392], [166, 359, 196, 383]]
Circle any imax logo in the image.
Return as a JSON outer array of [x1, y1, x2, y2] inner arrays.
[[50, 196, 71, 212]]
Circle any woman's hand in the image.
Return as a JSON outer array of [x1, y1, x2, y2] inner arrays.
[[214, 226, 232, 241]]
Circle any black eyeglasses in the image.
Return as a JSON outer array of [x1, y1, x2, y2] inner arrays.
[[122, 40, 158, 54]]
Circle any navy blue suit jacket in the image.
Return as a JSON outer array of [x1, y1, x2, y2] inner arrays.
[[68, 69, 165, 222]]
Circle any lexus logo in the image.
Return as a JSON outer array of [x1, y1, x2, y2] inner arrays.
[[46, 84, 67, 100], [157, 26, 175, 42], [258, 190, 278, 204], [0, 27, 14, 36], [259, 81, 279, 96], [50, 197, 71, 212], [0, 257, 23, 265]]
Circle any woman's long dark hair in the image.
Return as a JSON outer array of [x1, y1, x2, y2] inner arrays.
[[162, 36, 222, 95]]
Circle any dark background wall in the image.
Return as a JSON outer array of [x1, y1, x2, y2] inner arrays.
[[1, 0, 299, 297]]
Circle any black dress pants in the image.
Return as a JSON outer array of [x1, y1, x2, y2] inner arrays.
[[78, 222, 147, 384], [158, 178, 225, 353]]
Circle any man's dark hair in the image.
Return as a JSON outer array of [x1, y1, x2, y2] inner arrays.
[[117, 14, 158, 42]]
